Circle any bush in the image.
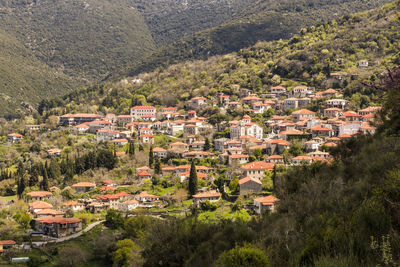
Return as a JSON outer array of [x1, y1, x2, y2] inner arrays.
[[216, 246, 270, 267], [200, 200, 217, 211]]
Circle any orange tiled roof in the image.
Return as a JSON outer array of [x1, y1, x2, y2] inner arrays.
[[241, 161, 274, 171], [239, 176, 262, 185], [254, 195, 279, 204], [26, 191, 52, 197]]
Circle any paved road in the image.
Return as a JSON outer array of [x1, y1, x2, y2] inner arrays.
[[33, 220, 105, 246]]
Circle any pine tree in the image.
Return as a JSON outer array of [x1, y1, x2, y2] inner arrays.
[[154, 157, 161, 175], [149, 146, 154, 168], [204, 138, 211, 151], [188, 161, 198, 197]]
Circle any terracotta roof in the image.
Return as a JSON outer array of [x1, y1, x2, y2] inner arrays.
[[7, 133, 23, 137], [72, 182, 96, 188], [153, 147, 167, 152], [35, 209, 65, 215], [131, 106, 156, 109], [60, 113, 102, 118], [266, 139, 291, 146], [254, 195, 279, 204], [241, 161, 274, 171], [140, 134, 154, 138], [137, 170, 151, 176], [26, 191, 52, 197], [35, 217, 81, 224], [0, 240, 16, 245], [29, 201, 53, 209], [292, 109, 315, 115], [110, 138, 128, 143], [100, 186, 115, 192], [292, 155, 313, 161], [279, 129, 304, 135], [268, 155, 283, 159], [239, 176, 262, 185]]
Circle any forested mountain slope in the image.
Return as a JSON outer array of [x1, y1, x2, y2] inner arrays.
[[0, 0, 394, 117], [42, 1, 400, 118], [0, 29, 79, 118], [122, 0, 392, 77]]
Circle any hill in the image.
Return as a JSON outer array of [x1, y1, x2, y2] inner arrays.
[[0, 0, 394, 117], [122, 0, 392, 77], [0, 29, 79, 118], [43, 1, 400, 117]]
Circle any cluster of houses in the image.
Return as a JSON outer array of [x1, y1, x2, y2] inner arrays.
[[22, 182, 163, 238], [2, 82, 382, 241]]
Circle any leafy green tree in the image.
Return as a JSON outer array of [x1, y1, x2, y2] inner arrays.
[[112, 239, 141, 267], [289, 142, 303, 156], [216, 246, 270, 267], [229, 178, 239, 194], [254, 149, 263, 160], [105, 209, 124, 229], [188, 161, 198, 197], [124, 216, 152, 239], [13, 213, 31, 229]]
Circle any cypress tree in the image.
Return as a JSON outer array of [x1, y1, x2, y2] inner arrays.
[[188, 161, 198, 197], [16, 162, 26, 198], [204, 137, 211, 151], [130, 141, 135, 156], [154, 157, 161, 175], [41, 165, 50, 191], [149, 146, 154, 168]]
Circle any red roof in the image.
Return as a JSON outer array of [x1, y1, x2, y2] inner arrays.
[[254, 195, 279, 204], [131, 106, 156, 110], [29, 201, 53, 209], [0, 240, 16, 245], [8, 133, 23, 137], [241, 161, 274, 171], [35, 209, 65, 215], [292, 109, 315, 115], [72, 182, 96, 188], [137, 170, 151, 176], [140, 134, 154, 138], [36, 217, 81, 224], [26, 191, 52, 197], [239, 176, 262, 185]]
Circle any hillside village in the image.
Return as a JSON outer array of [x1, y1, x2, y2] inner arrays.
[[0, 1, 399, 264], [0, 75, 381, 257]]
